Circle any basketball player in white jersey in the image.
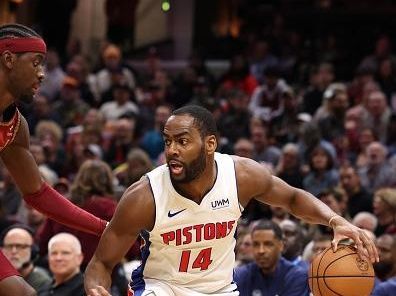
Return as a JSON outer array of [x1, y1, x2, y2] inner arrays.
[[85, 105, 378, 296]]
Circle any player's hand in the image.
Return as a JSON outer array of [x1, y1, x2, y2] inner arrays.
[[330, 215, 379, 263], [87, 286, 111, 296]]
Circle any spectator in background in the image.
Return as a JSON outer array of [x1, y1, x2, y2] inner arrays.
[[249, 66, 288, 122], [373, 188, 396, 236], [37, 159, 134, 295], [279, 219, 308, 270], [25, 94, 60, 135], [271, 87, 301, 145], [373, 234, 395, 281], [296, 121, 337, 165], [362, 90, 392, 143], [315, 83, 349, 145], [0, 165, 22, 216], [352, 212, 378, 233], [372, 235, 396, 296], [217, 89, 251, 145], [275, 143, 304, 189], [302, 63, 335, 116], [37, 160, 118, 270], [1, 225, 51, 294], [39, 49, 65, 101], [354, 127, 377, 169], [218, 54, 258, 96], [53, 76, 90, 129], [234, 220, 309, 296], [304, 234, 332, 263], [41, 233, 84, 296], [104, 117, 138, 168], [99, 82, 139, 121], [140, 104, 172, 162], [358, 142, 396, 193], [359, 35, 396, 74], [303, 145, 339, 196], [66, 59, 97, 107], [92, 44, 136, 100], [318, 188, 350, 221], [233, 138, 255, 159], [29, 140, 59, 186], [235, 230, 254, 267], [339, 164, 373, 218], [114, 148, 154, 187], [250, 125, 281, 167], [35, 120, 67, 176]]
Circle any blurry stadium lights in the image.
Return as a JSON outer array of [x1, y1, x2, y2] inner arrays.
[[162, 0, 170, 12]]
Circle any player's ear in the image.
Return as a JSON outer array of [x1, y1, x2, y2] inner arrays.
[[1, 51, 15, 70], [206, 135, 217, 155]]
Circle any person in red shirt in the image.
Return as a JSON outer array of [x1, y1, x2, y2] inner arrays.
[[0, 23, 106, 296]]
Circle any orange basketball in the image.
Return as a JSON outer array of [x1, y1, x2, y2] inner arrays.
[[309, 244, 375, 296]]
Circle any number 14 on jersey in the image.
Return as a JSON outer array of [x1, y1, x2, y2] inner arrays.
[[179, 247, 213, 272]]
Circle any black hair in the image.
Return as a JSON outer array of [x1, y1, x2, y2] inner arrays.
[[251, 219, 283, 240], [0, 23, 41, 39], [172, 105, 219, 140]]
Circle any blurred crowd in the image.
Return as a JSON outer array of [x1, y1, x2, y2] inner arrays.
[[0, 11, 396, 295]]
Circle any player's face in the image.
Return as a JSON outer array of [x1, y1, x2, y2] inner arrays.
[[163, 115, 207, 183], [8, 52, 45, 103], [252, 229, 283, 273]]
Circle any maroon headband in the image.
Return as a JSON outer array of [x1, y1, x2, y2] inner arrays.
[[0, 37, 47, 54]]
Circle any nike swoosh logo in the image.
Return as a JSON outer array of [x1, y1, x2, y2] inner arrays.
[[168, 209, 186, 218]]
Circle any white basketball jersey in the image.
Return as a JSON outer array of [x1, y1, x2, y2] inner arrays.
[[131, 153, 242, 294]]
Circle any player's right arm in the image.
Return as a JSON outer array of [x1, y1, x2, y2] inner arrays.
[[84, 177, 155, 295]]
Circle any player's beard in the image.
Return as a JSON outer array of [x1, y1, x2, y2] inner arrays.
[[171, 145, 206, 184]]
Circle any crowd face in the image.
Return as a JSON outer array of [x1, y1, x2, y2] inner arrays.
[[252, 229, 283, 274], [48, 240, 82, 282], [2, 228, 33, 270], [339, 167, 360, 193]]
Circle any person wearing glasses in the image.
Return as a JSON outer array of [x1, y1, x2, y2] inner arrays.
[[1, 225, 51, 293]]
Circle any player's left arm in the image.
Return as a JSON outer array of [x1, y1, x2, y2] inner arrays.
[[0, 116, 107, 236], [234, 156, 378, 262]]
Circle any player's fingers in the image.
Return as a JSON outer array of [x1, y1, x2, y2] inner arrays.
[[352, 234, 368, 261], [331, 238, 338, 252], [361, 231, 379, 263]]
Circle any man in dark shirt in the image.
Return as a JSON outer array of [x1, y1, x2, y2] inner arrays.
[[234, 220, 309, 296], [339, 164, 373, 218], [41, 233, 84, 296], [372, 234, 396, 296]]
